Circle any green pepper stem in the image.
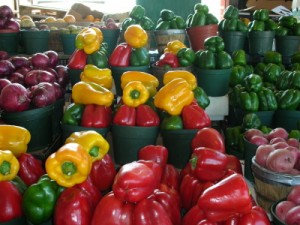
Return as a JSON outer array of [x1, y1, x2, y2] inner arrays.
[[130, 90, 140, 99], [89, 146, 100, 158], [61, 161, 77, 176], [0, 161, 10, 175]]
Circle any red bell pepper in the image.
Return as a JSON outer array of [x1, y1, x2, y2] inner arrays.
[[108, 42, 132, 67], [81, 104, 112, 128], [138, 159, 162, 189], [155, 52, 179, 68], [113, 104, 136, 126], [112, 161, 157, 203], [67, 49, 87, 70], [89, 154, 116, 192], [191, 127, 226, 153], [182, 204, 205, 225], [159, 183, 181, 210], [0, 181, 23, 222], [138, 145, 168, 171], [197, 173, 253, 223], [17, 153, 45, 186], [136, 104, 160, 127], [226, 154, 243, 175], [161, 163, 180, 191], [181, 103, 211, 129], [190, 147, 229, 182]]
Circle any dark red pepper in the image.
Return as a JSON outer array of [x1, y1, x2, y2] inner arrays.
[[108, 42, 132, 67], [136, 104, 160, 127], [155, 52, 179, 68], [138, 159, 162, 189], [113, 104, 136, 126], [161, 164, 180, 191], [138, 145, 168, 171], [182, 204, 205, 225], [236, 206, 271, 225], [67, 49, 87, 70], [225, 154, 243, 175], [81, 104, 112, 128], [17, 153, 45, 186], [181, 103, 211, 129]]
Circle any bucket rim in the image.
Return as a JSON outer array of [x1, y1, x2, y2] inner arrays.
[[154, 29, 186, 35]]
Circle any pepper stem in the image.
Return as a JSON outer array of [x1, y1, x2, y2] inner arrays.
[[189, 157, 197, 170], [130, 90, 140, 99], [61, 161, 77, 176], [89, 146, 99, 158], [0, 161, 10, 175]]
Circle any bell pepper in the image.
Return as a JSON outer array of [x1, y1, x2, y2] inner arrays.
[[138, 160, 162, 189], [67, 49, 87, 70], [221, 18, 238, 31], [204, 36, 225, 53], [155, 20, 171, 30], [264, 51, 282, 65], [80, 64, 113, 90], [124, 24, 148, 48], [265, 18, 278, 31], [170, 15, 186, 29], [154, 78, 194, 116], [164, 40, 186, 55], [237, 19, 248, 32], [86, 49, 108, 68], [194, 50, 216, 69], [121, 71, 159, 97], [0, 125, 31, 157], [22, 174, 64, 225], [215, 51, 233, 69], [232, 49, 247, 66], [161, 163, 180, 191], [248, 20, 265, 32], [161, 115, 183, 130], [0, 150, 19, 181], [163, 70, 197, 90], [62, 103, 85, 126], [130, 47, 150, 66], [108, 42, 132, 67], [242, 113, 262, 131], [65, 130, 109, 162], [190, 11, 206, 27], [197, 173, 253, 222], [194, 3, 209, 14], [113, 104, 136, 126], [136, 104, 160, 127], [155, 52, 179, 68], [182, 204, 205, 225], [72, 81, 114, 107], [229, 65, 247, 88], [177, 47, 196, 67], [257, 87, 278, 111], [293, 23, 300, 35], [89, 154, 116, 192], [277, 89, 300, 110], [229, 84, 245, 108], [17, 153, 45, 186], [122, 81, 150, 107], [289, 71, 300, 90], [138, 145, 168, 171], [75, 27, 103, 54], [253, 9, 269, 22], [45, 143, 92, 188], [262, 63, 282, 84], [225, 126, 244, 153], [224, 5, 239, 19], [80, 104, 112, 128], [129, 5, 145, 21], [121, 17, 136, 31], [160, 9, 175, 21], [0, 180, 23, 222], [140, 16, 155, 31], [193, 86, 210, 109], [240, 91, 259, 112], [181, 103, 211, 129], [190, 147, 228, 182], [279, 15, 297, 29], [243, 74, 263, 93], [254, 62, 267, 76], [275, 26, 289, 36]]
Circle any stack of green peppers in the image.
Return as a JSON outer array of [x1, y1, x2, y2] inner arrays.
[[275, 15, 300, 36], [186, 3, 218, 28], [155, 9, 186, 30], [248, 8, 277, 32]]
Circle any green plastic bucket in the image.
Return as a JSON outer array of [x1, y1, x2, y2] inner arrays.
[[275, 35, 300, 57], [234, 108, 275, 127], [1, 104, 54, 152], [0, 216, 27, 225], [61, 124, 110, 143], [101, 29, 121, 56], [193, 67, 232, 97], [52, 98, 65, 140], [110, 66, 151, 96], [274, 110, 300, 132], [243, 137, 259, 183], [68, 68, 82, 86], [161, 129, 198, 169], [219, 31, 247, 55], [248, 31, 275, 56], [61, 33, 76, 55], [21, 30, 50, 54], [0, 31, 19, 54], [111, 125, 159, 165]]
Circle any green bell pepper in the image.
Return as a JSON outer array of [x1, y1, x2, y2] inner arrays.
[[160, 9, 175, 21], [161, 115, 183, 130], [240, 91, 259, 112], [177, 47, 196, 67], [204, 36, 225, 53], [193, 86, 210, 109], [87, 49, 108, 68], [190, 11, 206, 27], [279, 16, 297, 29], [289, 71, 300, 90], [275, 26, 289, 36], [140, 16, 155, 31], [242, 113, 262, 131], [277, 89, 300, 110], [243, 74, 263, 92], [236, 19, 248, 32], [293, 23, 300, 36], [254, 62, 267, 76], [129, 5, 145, 21], [292, 51, 300, 64], [264, 51, 282, 65], [260, 125, 272, 134], [62, 103, 85, 126], [99, 42, 109, 56], [253, 9, 269, 22], [265, 19, 278, 31], [288, 130, 300, 140], [205, 13, 218, 25], [229, 65, 247, 87], [263, 63, 282, 83], [292, 63, 300, 71], [194, 50, 216, 69], [225, 126, 244, 153], [194, 3, 209, 14], [224, 5, 239, 19], [222, 18, 238, 31], [155, 20, 171, 30], [232, 49, 247, 66], [215, 51, 233, 69], [22, 174, 64, 225], [257, 87, 278, 111], [170, 15, 186, 29], [244, 65, 254, 76], [248, 20, 265, 32], [130, 47, 150, 66], [276, 70, 291, 90], [186, 14, 193, 27], [121, 17, 136, 31], [229, 84, 245, 107]]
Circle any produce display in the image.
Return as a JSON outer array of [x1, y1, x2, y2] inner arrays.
[[0, 5, 20, 32], [155, 9, 186, 30], [186, 3, 218, 28]]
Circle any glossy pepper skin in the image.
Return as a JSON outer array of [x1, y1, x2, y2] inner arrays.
[[136, 104, 160, 127], [65, 130, 109, 162], [80, 104, 112, 128], [181, 102, 211, 129], [243, 74, 263, 93], [140, 16, 155, 31], [67, 49, 87, 70], [113, 104, 136, 126], [122, 81, 150, 107], [124, 24, 148, 48], [75, 27, 103, 54], [62, 103, 85, 126], [193, 87, 210, 109], [215, 51, 233, 69], [263, 63, 282, 84], [225, 126, 244, 153], [0, 125, 31, 157], [155, 52, 179, 68], [161, 115, 183, 130], [138, 145, 168, 171], [154, 78, 194, 116], [204, 36, 225, 53], [164, 40, 186, 55], [257, 87, 278, 111], [163, 70, 197, 90], [129, 5, 145, 21], [194, 50, 216, 69], [177, 47, 196, 67], [108, 42, 132, 67], [240, 91, 259, 112], [253, 9, 269, 22], [17, 153, 45, 186], [264, 51, 282, 65], [224, 5, 239, 19], [72, 81, 114, 107], [0, 150, 19, 181], [22, 174, 64, 225], [45, 143, 92, 188], [130, 47, 150, 66], [229, 65, 247, 88], [277, 89, 300, 110], [232, 49, 247, 66], [80, 64, 113, 90], [242, 113, 262, 131], [86, 49, 108, 68]]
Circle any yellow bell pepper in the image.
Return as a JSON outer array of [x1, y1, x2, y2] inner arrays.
[[75, 27, 103, 54], [124, 24, 148, 48], [72, 81, 114, 107], [0, 150, 19, 181], [45, 143, 92, 188], [80, 64, 113, 90], [65, 130, 109, 162], [163, 70, 197, 90], [122, 81, 150, 107], [154, 78, 194, 115], [164, 40, 186, 54], [121, 71, 159, 97], [0, 125, 31, 157]]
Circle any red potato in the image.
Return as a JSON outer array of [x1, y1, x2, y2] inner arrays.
[[287, 138, 300, 148], [270, 137, 286, 145], [266, 149, 296, 173], [272, 142, 290, 150], [255, 145, 275, 167], [285, 205, 300, 225], [249, 135, 269, 146], [284, 146, 300, 162], [244, 128, 264, 141], [267, 128, 289, 141], [287, 186, 300, 205], [275, 200, 296, 222]]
